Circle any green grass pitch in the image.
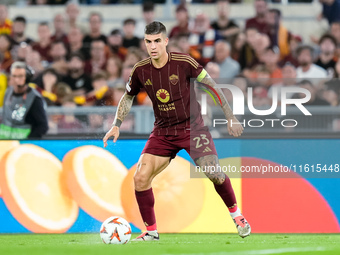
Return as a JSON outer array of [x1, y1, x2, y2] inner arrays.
[[0, 233, 339, 255]]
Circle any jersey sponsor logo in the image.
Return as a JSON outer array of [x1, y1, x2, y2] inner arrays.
[[158, 102, 175, 111], [126, 76, 132, 92], [169, 74, 179, 85], [144, 79, 152, 86], [156, 89, 170, 103]]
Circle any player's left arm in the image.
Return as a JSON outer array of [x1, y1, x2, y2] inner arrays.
[[198, 72, 243, 137]]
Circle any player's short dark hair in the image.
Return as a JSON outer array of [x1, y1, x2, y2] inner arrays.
[[123, 18, 136, 26], [143, 1, 154, 12], [145, 21, 166, 35], [319, 34, 337, 47], [14, 16, 26, 24]]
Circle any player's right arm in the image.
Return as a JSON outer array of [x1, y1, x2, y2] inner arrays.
[[103, 92, 135, 147]]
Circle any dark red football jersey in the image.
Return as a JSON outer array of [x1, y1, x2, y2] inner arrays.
[[126, 52, 207, 135]]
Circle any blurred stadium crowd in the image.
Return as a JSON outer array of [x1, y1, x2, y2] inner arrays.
[[0, 0, 340, 122]]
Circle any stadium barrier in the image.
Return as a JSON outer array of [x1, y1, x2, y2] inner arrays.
[[1, 106, 339, 139]]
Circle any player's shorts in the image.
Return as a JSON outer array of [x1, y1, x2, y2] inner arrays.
[[142, 126, 217, 161]]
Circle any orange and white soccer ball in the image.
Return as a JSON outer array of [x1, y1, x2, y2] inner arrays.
[[100, 216, 132, 244]]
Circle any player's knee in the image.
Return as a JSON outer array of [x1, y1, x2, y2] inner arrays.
[[134, 172, 151, 191]]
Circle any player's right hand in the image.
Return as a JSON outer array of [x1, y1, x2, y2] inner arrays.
[[103, 126, 120, 147]]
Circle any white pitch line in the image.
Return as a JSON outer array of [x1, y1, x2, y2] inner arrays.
[[162, 246, 328, 255]]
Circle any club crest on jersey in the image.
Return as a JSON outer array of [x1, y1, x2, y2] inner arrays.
[[156, 89, 170, 103], [169, 74, 179, 85]]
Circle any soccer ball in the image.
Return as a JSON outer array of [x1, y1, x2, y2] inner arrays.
[[100, 216, 132, 244]]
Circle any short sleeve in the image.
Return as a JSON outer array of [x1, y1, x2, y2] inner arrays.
[[187, 56, 206, 82], [126, 66, 142, 96]]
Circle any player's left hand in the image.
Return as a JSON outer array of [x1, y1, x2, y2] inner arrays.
[[227, 117, 244, 137], [103, 126, 120, 147]]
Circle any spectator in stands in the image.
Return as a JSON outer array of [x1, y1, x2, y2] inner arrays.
[[49, 40, 68, 75], [245, 0, 268, 33], [331, 21, 340, 43], [73, 71, 114, 107], [90, 72, 114, 106], [323, 79, 340, 106], [51, 14, 68, 46], [123, 47, 143, 67], [120, 64, 133, 86], [54, 82, 72, 106], [0, 34, 13, 73], [319, 0, 340, 25], [0, 5, 11, 35], [268, 63, 297, 103], [11, 16, 34, 46], [107, 29, 126, 61], [67, 26, 85, 58], [251, 70, 271, 107], [139, 38, 149, 59], [224, 74, 248, 106], [265, 8, 290, 60], [63, 52, 93, 94], [167, 40, 182, 53], [65, 2, 87, 33], [214, 40, 240, 79], [83, 12, 107, 59], [295, 79, 329, 105], [238, 27, 259, 70], [175, 33, 201, 61], [315, 34, 337, 77], [112, 82, 126, 106], [122, 18, 140, 49], [261, 46, 282, 80], [330, 22, 340, 58], [230, 32, 246, 61], [279, 34, 302, 67], [189, 12, 221, 65], [169, 4, 191, 39], [135, 2, 155, 39], [17, 43, 32, 62], [211, 0, 240, 42], [31, 68, 59, 106], [106, 56, 123, 88], [25, 50, 44, 77], [250, 64, 272, 87], [335, 58, 340, 77], [32, 22, 52, 62], [296, 45, 328, 79], [205, 62, 221, 80], [84, 39, 107, 76], [56, 91, 86, 131]]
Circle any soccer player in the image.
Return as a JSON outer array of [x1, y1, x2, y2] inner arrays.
[[103, 21, 251, 241]]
